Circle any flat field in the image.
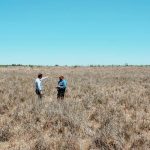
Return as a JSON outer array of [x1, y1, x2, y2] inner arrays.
[[0, 66, 150, 150]]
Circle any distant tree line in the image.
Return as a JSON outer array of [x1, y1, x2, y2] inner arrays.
[[0, 64, 150, 68]]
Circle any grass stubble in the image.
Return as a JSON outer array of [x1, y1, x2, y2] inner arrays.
[[0, 66, 150, 150]]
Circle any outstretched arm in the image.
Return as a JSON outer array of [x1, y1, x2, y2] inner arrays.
[[41, 76, 49, 81]]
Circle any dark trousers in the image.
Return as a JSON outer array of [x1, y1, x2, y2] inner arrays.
[[35, 89, 42, 99], [57, 88, 66, 99]]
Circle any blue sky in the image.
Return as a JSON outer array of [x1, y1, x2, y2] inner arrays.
[[0, 0, 150, 65]]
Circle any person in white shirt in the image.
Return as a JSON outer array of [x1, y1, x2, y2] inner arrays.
[[35, 73, 48, 99]]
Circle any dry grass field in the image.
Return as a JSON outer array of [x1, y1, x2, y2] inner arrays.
[[0, 66, 150, 150]]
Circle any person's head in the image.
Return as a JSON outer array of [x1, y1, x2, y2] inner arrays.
[[38, 73, 43, 79], [59, 75, 64, 80]]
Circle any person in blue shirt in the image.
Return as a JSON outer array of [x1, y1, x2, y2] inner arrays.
[[56, 76, 67, 100]]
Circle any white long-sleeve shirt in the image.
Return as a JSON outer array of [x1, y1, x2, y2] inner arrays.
[[35, 77, 48, 91]]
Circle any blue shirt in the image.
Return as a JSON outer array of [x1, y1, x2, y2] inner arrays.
[[58, 79, 67, 89]]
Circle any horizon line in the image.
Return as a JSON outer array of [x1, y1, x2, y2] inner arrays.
[[0, 64, 150, 67]]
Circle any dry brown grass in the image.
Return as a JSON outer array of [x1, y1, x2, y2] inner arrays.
[[0, 66, 150, 150]]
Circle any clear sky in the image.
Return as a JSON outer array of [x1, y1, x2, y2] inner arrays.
[[0, 0, 150, 66]]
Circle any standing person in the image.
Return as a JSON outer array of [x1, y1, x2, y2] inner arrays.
[[57, 76, 67, 100], [35, 73, 48, 99]]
